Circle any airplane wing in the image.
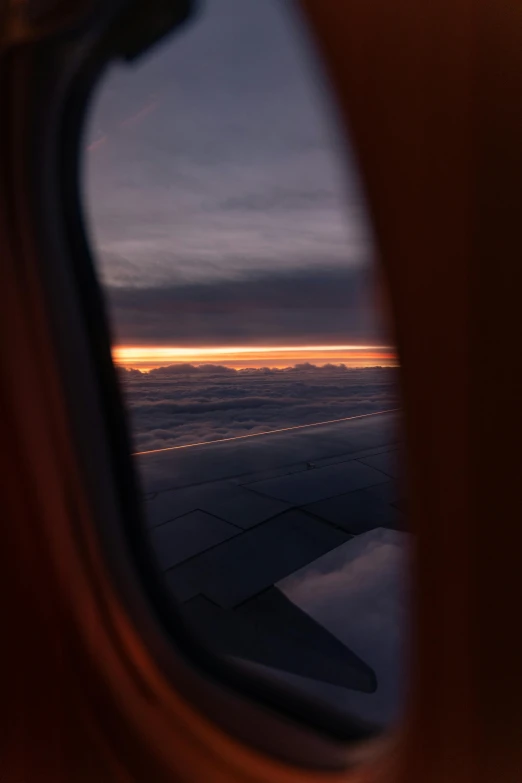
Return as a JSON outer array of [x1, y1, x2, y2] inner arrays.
[[139, 411, 405, 696]]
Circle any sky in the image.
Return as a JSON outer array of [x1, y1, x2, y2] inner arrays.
[[84, 0, 392, 369]]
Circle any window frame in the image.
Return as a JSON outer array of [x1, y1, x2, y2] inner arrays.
[[4, 0, 394, 770]]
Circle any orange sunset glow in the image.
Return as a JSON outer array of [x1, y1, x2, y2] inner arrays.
[[112, 344, 398, 371]]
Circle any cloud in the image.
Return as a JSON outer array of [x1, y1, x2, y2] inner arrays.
[[118, 365, 399, 451], [144, 363, 237, 377], [105, 266, 387, 346], [84, 0, 376, 305]]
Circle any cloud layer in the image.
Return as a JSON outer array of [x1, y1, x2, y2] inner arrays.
[[104, 266, 389, 346], [85, 0, 372, 291], [118, 364, 399, 451]]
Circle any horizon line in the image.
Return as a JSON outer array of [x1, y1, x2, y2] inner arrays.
[[114, 343, 395, 361], [113, 343, 397, 371], [121, 361, 400, 374]]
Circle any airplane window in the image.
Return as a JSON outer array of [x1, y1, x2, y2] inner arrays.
[[83, 0, 409, 734]]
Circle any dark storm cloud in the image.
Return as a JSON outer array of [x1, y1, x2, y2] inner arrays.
[[118, 366, 399, 451], [106, 267, 385, 345]]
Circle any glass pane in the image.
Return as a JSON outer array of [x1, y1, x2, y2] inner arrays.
[[84, 0, 408, 732]]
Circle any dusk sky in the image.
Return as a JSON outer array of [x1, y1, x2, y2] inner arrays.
[[84, 0, 392, 369]]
